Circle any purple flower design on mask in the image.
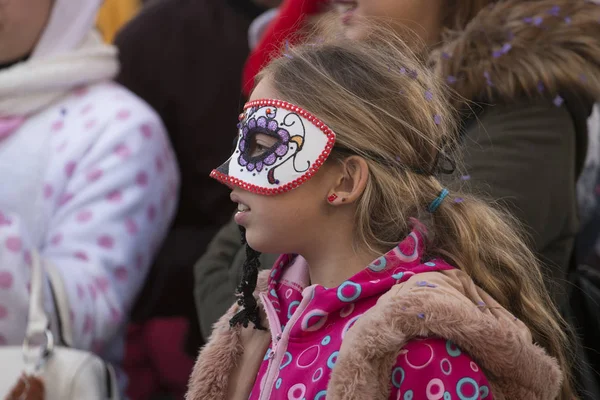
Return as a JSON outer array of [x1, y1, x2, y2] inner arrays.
[[238, 116, 291, 173]]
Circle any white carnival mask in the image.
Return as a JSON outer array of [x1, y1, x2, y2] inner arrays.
[[211, 99, 336, 195]]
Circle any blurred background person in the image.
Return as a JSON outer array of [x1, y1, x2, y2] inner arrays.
[[114, 0, 279, 397], [0, 0, 178, 395]]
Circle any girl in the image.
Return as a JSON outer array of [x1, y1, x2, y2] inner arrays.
[[187, 29, 572, 399], [0, 0, 178, 393]]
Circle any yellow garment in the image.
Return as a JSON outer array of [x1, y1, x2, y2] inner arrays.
[[96, 0, 141, 43]]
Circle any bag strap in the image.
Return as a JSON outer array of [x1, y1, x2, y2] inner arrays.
[[25, 251, 50, 339]]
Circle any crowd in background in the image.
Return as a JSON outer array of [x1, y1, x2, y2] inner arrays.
[[1, 0, 599, 399]]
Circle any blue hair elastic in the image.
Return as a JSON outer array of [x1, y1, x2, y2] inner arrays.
[[427, 188, 449, 213]]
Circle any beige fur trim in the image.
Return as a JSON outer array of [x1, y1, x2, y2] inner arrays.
[[329, 270, 562, 399], [186, 270, 272, 400], [431, 0, 600, 109]]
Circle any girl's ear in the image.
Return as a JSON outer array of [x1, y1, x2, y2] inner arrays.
[[328, 156, 369, 205]]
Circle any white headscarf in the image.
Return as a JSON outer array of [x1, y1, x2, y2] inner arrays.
[[0, 0, 119, 117]]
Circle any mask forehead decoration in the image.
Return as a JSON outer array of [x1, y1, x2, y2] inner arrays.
[[211, 99, 336, 195]]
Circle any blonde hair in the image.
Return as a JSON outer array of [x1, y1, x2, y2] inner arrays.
[[259, 26, 575, 398]]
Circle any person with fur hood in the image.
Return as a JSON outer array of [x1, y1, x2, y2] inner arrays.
[[194, 0, 600, 344]]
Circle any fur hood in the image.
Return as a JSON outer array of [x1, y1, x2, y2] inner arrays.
[[187, 269, 562, 400], [431, 0, 600, 109]]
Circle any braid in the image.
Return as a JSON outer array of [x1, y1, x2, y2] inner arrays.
[[229, 225, 267, 330]]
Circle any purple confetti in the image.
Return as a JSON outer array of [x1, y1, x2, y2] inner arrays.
[[553, 95, 564, 107], [395, 156, 402, 162], [434, 114, 442, 125], [284, 41, 293, 59], [537, 81, 545, 93], [548, 5, 560, 16], [477, 301, 486, 306], [399, 67, 407, 75], [447, 75, 458, 84], [533, 16, 543, 26], [442, 52, 452, 59], [408, 69, 418, 79], [425, 90, 433, 101], [484, 71, 494, 87], [502, 42, 512, 53], [564, 16, 572, 24], [523, 17, 534, 24], [461, 174, 471, 181], [417, 313, 425, 319], [492, 49, 503, 58], [454, 197, 464, 203]]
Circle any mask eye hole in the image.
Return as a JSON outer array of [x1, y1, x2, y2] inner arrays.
[[249, 133, 279, 158]]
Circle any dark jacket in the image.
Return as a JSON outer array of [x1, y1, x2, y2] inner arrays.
[[194, 0, 600, 340], [115, 0, 260, 347]]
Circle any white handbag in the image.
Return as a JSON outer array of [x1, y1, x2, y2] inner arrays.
[[0, 251, 119, 400]]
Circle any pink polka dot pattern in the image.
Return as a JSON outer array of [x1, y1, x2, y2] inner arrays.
[[65, 161, 77, 178], [0, 83, 177, 371], [76, 210, 93, 223], [0, 271, 14, 290], [43, 184, 54, 199], [5, 237, 22, 253], [97, 235, 114, 249], [135, 171, 148, 187], [106, 189, 122, 203], [87, 169, 103, 182]]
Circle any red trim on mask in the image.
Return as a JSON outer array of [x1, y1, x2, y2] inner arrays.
[[210, 98, 336, 195]]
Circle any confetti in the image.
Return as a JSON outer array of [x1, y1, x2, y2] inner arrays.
[[493, 43, 512, 58], [454, 197, 464, 203], [399, 67, 407, 74], [447, 75, 458, 84], [484, 71, 494, 87], [284, 41, 293, 59], [461, 174, 471, 181], [537, 81, 545, 93], [564, 16, 572, 24], [434, 114, 442, 125], [523, 17, 534, 23], [548, 5, 560, 16], [553, 95, 564, 107], [425, 90, 433, 101], [442, 52, 452, 59], [417, 313, 425, 319], [533, 16, 544, 26], [477, 301, 486, 306]]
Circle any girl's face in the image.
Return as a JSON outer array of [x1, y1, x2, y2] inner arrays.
[[0, 0, 53, 63], [335, 0, 444, 43], [230, 78, 342, 255]]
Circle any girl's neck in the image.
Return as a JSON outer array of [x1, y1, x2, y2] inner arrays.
[[301, 233, 379, 289]]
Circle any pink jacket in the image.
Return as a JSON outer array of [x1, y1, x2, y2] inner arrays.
[[187, 229, 563, 400]]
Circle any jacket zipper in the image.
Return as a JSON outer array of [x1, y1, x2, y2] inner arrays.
[[258, 287, 315, 400]]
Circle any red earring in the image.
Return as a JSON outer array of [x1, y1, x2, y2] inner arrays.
[[327, 194, 338, 203]]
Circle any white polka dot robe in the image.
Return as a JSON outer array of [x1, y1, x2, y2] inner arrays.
[[0, 82, 179, 377]]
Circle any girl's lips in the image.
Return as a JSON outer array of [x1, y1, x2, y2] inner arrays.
[[234, 209, 250, 225]]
